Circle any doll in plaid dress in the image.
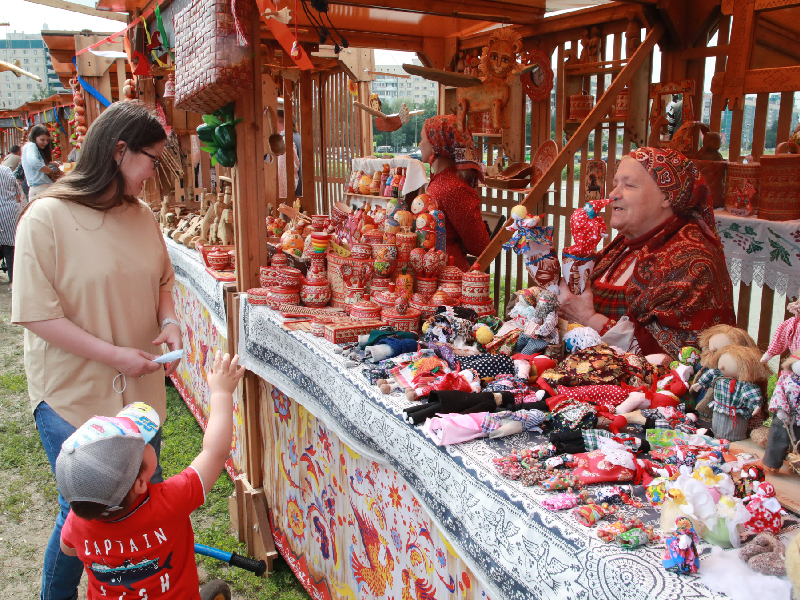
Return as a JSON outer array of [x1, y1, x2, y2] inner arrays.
[[690, 345, 771, 441]]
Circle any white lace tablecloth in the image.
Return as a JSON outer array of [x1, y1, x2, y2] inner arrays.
[[164, 236, 228, 333], [715, 209, 800, 299], [236, 298, 778, 600]]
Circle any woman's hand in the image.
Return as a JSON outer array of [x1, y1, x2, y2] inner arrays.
[[152, 323, 183, 376], [112, 346, 162, 377], [558, 280, 598, 326]]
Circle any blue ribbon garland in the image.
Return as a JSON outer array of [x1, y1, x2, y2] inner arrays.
[[53, 107, 67, 135], [71, 57, 112, 108]]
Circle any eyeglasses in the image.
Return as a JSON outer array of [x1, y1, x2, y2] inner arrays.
[[139, 148, 161, 168]]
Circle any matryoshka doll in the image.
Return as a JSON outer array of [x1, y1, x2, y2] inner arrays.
[[415, 213, 436, 250], [384, 198, 401, 234], [395, 266, 413, 300], [380, 164, 390, 196], [371, 171, 382, 196]]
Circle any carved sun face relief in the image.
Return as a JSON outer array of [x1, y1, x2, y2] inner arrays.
[[488, 41, 515, 78]]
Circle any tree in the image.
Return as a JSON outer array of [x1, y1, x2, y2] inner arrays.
[[31, 85, 58, 101], [765, 118, 779, 150]]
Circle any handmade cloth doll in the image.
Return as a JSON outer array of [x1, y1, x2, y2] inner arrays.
[[405, 369, 480, 401], [691, 325, 759, 410], [503, 207, 561, 293], [744, 481, 785, 534], [761, 290, 800, 363], [514, 289, 560, 355], [764, 353, 800, 471], [662, 517, 700, 575], [562, 198, 612, 295], [690, 345, 770, 441], [563, 326, 603, 354], [734, 465, 765, 499], [403, 390, 515, 425]]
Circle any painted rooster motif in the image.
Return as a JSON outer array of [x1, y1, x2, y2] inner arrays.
[[350, 502, 394, 596], [402, 569, 437, 600]]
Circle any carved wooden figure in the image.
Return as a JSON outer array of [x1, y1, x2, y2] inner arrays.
[[456, 28, 524, 131]]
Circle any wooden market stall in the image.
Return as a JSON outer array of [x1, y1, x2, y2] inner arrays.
[[56, 0, 800, 598]]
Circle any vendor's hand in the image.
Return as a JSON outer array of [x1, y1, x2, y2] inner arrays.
[[153, 323, 183, 376], [558, 280, 597, 326], [113, 346, 162, 377]]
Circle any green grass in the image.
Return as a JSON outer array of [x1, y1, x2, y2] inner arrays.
[[161, 386, 310, 600], [0, 373, 27, 393]]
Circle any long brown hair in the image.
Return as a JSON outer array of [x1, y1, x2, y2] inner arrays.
[[46, 102, 166, 211], [28, 124, 52, 164]]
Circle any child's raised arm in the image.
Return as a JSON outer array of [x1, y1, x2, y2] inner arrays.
[[191, 351, 245, 495]]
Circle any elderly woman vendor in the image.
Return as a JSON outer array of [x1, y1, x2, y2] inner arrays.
[[559, 147, 736, 357]]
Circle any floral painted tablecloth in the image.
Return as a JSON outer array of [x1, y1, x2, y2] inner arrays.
[[165, 236, 228, 332], [715, 209, 800, 299], [238, 299, 785, 600]]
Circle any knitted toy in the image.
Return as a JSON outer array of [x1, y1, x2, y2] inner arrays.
[[662, 517, 700, 575], [691, 345, 771, 441], [562, 198, 612, 295], [739, 532, 787, 576]]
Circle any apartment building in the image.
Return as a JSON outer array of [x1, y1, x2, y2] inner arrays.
[[1, 27, 66, 109]]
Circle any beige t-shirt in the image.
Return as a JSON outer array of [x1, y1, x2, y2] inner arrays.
[[11, 197, 175, 427]]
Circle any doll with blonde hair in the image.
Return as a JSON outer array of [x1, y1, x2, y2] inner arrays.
[[697, 324, 758, 368], [690, 345, 772, 441]]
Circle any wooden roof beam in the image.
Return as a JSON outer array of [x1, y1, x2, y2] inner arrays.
[[457, 3, 644, 50], [260, 28, 426, 53], [473, 22, 665, 272], [324, 0, 545, 25], [756, 18, 800, 63]]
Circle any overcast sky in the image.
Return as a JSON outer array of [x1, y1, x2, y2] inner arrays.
[[1, 0, 123, 37]]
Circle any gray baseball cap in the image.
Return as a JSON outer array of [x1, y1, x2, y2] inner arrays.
[[55, 403, 160, 512]]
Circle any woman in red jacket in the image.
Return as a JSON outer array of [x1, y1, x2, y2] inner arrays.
[[419, 115, 490, 271]]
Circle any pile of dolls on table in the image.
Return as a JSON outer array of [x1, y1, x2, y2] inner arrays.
[[333, 203, 800, 581]]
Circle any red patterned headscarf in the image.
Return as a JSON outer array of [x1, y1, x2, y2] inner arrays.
[[627, 147, 719, 244], [423, 115, 485, 184]]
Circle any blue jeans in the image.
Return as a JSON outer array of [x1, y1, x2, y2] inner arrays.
[[34, 401, 164, 600]]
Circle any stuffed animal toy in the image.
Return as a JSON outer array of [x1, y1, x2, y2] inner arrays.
[[662, 516, 700, 575], [691, 345, 771, 441]]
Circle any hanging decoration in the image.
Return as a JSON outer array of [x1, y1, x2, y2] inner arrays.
[[196, 102, 243, 168], [69, 77, 87, 148], [290, 0, 302, 59]]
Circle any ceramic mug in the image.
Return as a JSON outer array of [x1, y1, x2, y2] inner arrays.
[[311, 214, 330, 230], [331, 201, 352, 227]]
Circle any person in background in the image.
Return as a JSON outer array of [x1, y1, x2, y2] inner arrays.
[[22, 125, 62, 201], [277, 104, 303, 196], [12, 102, 181, 600], [0, 163, 21, 292], [2, 145, 21, 170], [275, 105, 300, 199], [419, 115, 491, 271]]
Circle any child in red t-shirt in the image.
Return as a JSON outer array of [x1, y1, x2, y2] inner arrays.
[[56, 351, 244, 599]]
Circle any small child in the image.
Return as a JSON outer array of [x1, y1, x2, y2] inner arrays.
[[57, 351, 244, 599]]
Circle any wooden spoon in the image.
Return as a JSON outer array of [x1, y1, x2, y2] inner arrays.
[[264, 106, 286, 156]]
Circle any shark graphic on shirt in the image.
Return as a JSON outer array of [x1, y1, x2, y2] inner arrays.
[[88, 551, 173, 590]]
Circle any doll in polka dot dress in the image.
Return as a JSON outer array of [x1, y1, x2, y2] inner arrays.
[[562, 198, 612, 295], [744, 481, 786, 534]]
